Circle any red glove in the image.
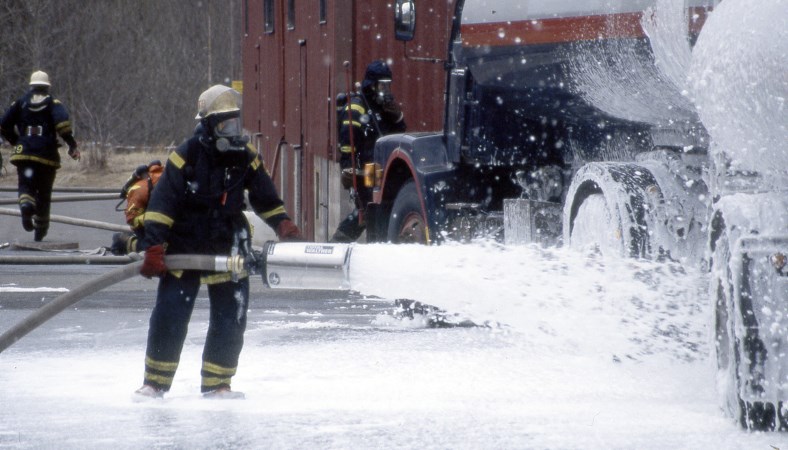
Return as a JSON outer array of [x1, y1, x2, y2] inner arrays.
[[140, 244, 167, 278], [276, 219, 303, 242], [67, 146, 81, 161]]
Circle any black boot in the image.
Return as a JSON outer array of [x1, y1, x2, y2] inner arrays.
[[34, 227, 48, 242], [33, 216, 48, 242], [20, 204, 34, 232]]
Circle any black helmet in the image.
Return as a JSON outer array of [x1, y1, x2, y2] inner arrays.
[[361, 60, 393, 90]]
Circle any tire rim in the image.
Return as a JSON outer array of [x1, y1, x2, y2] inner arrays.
[[397, 212, 426, 243]]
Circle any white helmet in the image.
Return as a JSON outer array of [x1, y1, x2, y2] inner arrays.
[[29, 70, 51, 87], [195, 84, 241, 120]]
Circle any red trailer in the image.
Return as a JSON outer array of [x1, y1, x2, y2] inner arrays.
[[241, 0, 454, 241]]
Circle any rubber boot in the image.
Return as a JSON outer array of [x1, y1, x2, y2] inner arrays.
[[20, 204, 34, 232]]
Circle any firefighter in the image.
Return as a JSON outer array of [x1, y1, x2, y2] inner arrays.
[[0, 70, 80, 241], [330, 60, 406, 242], [134, 85, 302, 399], [109, 160, 164, 255]]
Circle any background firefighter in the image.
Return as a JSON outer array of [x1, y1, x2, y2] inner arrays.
[[109, 160, 164, 255], [331, 60, 406, 243], [134, 85, 302, 400], [0, 70, 80, 242]]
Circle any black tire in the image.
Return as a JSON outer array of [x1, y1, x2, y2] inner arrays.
[[387, 181, 427, 244]]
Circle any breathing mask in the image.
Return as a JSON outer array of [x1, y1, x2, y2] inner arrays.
[[210, 115, 249, 152], [375, 79, 393, 105]]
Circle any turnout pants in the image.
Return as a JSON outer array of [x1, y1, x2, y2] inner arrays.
[[142, 270, 250, 393], [16, 161, 56, 234]]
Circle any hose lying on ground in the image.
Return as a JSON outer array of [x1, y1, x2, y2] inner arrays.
[[0, 207, 128, 232], [0, 254, 242, 353], [0, 193, 119, 206]]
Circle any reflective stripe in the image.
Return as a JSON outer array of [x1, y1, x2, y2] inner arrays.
[[145, 356, 179, 371], [202, 361, 237, 376], [18, 194, 36, 206], [144, 372, 175, 385], [347, 103, 365, 114], [259, 205, 286, 219], [200, 271, 249, 284], [201, 376, 232, 388], [251, 155, 261, 170], [132, 214, 145, 228], [168, 151, 186, 169], [9, 154, 60, 168], [55, 121, 72, 133], [341, 120, 362, 128], [340, 145, 353, 154], [144, 211, 174, 227]]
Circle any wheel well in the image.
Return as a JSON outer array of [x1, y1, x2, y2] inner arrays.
[[567, 180, 603, 236], [381, 159, 415, 209]]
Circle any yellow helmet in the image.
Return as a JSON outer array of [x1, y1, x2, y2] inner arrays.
[[29, 70, 51, 87], [195, 84, 241, 120]]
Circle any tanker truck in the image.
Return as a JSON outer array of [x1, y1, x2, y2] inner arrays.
[[357, 0, 788, 430]]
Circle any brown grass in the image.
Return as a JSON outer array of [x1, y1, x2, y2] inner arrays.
[[0, 145, 171, 189]]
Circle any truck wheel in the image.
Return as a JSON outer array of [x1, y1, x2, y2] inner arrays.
[[564, 163, 653, 259], [387, 180, 427, 244], [567, 192, 625, 256], [710, 216, 781, 430]]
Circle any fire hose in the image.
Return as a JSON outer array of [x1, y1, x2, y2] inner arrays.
[[0, 241, 353, 353], [0, 207, 128, 232], [0, 193, 119, 206]]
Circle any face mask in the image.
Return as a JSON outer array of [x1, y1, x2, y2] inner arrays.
[[375, 79, 392, 104], [215, 116, 242, 138]]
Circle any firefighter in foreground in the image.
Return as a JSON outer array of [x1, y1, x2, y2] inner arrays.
[[135, 85, 302, 399], [0, 70, 80, 241], [331, 60, 406, 242]]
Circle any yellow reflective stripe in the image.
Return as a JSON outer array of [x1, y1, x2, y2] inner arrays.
[[55, 121, 72, 133], [128, 185, 142, 192], [340, 145, 353, 154], [144, 372, 175, 385], [19, 194, 36, 205], [168, 151, 186, 169], [201, 376, 232, 388], [341, 120, 362, 128], [259, 205, 286, 220], [9, 154, 60, 168], [200, 271, 248, 284], [202, 361, 237, 376], [251, 155, 261, 171], [132, 214, 145, 228], [144, 211, 174, 227], [145, 356, 179, 371], [348, 103, 365, 114]]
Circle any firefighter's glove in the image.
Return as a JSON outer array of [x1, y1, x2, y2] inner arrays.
[[340, 168, 354, 190], [140, 244, 167, 278], [67, 145, 80, 161], [276, 219, 303, 242], [381, 97, 403, 122]]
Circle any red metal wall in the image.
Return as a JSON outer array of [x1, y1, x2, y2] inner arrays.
[[242, 0, 453, 240]]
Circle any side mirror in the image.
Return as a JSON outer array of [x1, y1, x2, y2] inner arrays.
[[395, 0, 416, 41]]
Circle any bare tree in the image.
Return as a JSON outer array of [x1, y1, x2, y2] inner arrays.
[[0, 0, 241, 151]]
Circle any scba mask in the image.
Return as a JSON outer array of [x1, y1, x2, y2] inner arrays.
[[375, 79, 392, 104], [211, 116, 249, 152]]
